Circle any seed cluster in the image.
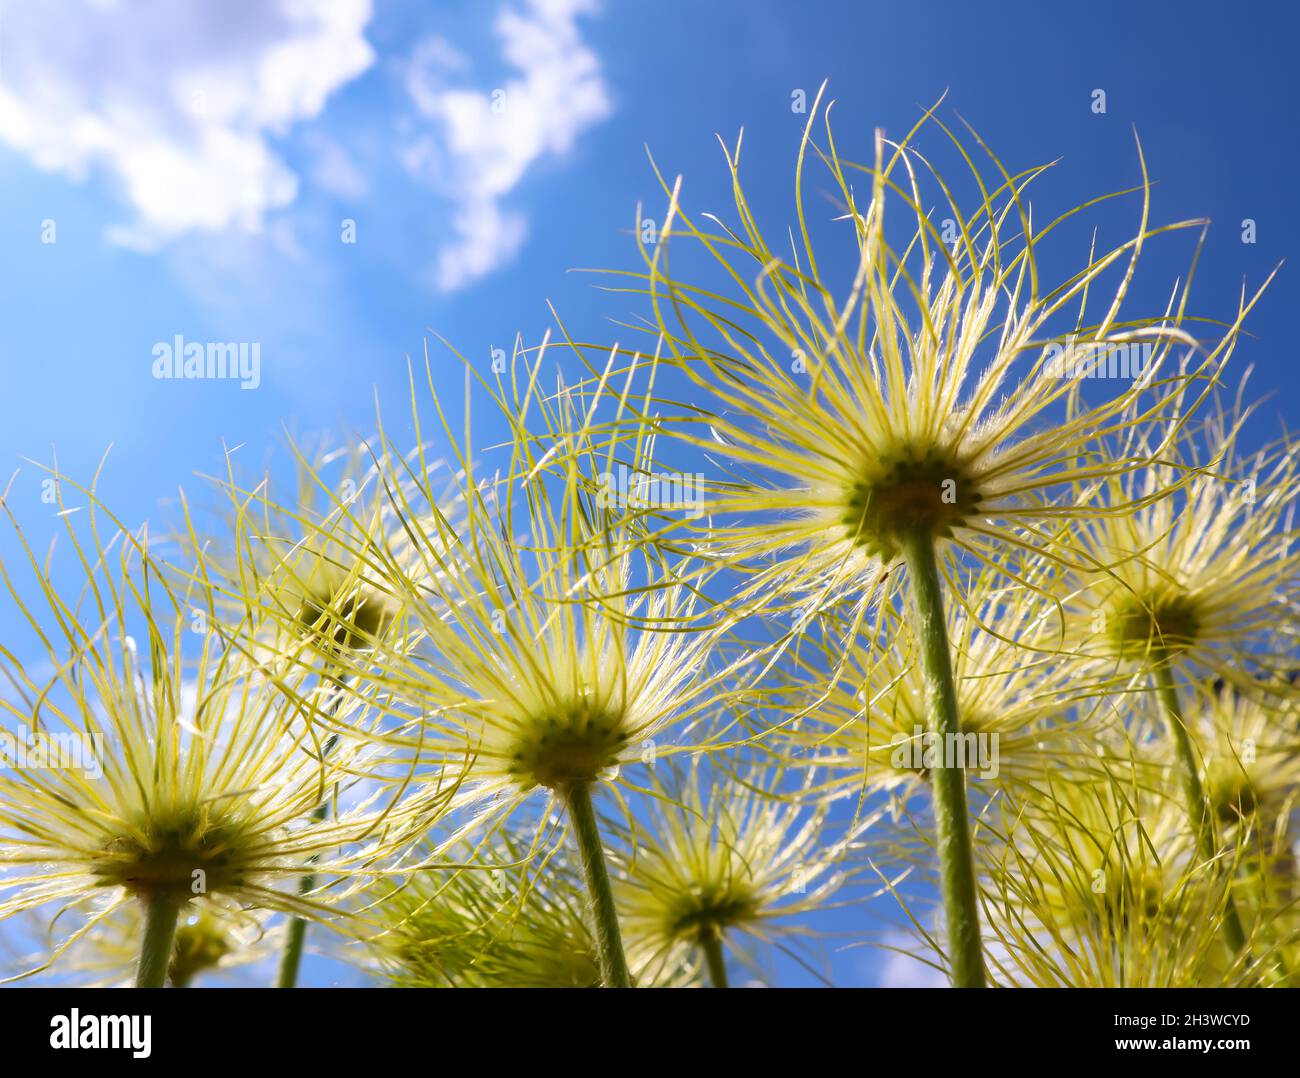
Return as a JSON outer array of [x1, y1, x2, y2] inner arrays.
[[665, 884, 761, 945], [93, 810, 253, 900], [841, 448, 984, 560], [296, 584, 391, 652], [1107, 592, 1204, 659], [505, 701, 631, 790]]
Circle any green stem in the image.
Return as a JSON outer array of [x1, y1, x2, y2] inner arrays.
[[899, 530, 986, 988], [135, 891, 181, 988], [1151, 659, 1249, 958], [565, 782, 632, 988], [1239, 859, 1294, 986], [276, 800, 327, 989], [700, 930, 729, 988], [277, 690, 344, 989]]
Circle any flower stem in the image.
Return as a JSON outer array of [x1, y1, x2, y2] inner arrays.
[[276, 799, 328, 989], [700, 930, 729, 988], [135, 891, 181, 988], [564, 782, 632, 988], [899, 530, 986, 988], [278, 691, 344, 989], [1151, 658, 1248, 957]]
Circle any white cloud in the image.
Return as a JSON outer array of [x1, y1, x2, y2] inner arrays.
[[0, 0, 375, 248], [438, 200, 529, 291], [402, 0, 612, 291], [875, 932, 949, 988], [304, 132, 370, 201], [873, 928, 1021, 987]]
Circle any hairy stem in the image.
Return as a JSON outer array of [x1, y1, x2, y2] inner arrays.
[[899, 530, 986, 988], [700, 930, 729, 988], [136, 891, 181, 989], [565, 782, 632, 988], [1151, 658, 1249, 958], [278, 686, 345, 989], [276, 800, 328, 989]]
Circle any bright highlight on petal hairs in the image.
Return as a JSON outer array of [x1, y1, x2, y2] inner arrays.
[[1, 94, 1295, 988]]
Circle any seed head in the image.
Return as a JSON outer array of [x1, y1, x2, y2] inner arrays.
[[615, 92, 1271, 608]]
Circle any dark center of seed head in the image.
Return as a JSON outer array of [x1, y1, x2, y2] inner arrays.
[[508, 702, 630, 790], [841, 450, 982, 559], [1208, 769, 1259, 823], [1108, 592, 1202, 659], [668, 885, 759, 943], [95, 811, 249, 899], [297, 584, 390, 652]]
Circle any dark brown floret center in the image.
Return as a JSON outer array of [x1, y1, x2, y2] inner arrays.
[[667, 886, 760, 943], [168, 917, 232, 987], [93, 811, 252, 900], [507, 702, 629, 790], [1208, 769, 1259, 823], [842, 450, 983, 558], [1109, 593, 1202, 659], [296, 584, 391, 652]]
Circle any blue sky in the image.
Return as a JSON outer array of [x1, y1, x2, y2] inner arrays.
[[0, 0, 1295, 986]]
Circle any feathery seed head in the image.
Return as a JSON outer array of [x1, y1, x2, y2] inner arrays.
[[777, 561, 1106, 797], [840, 446, 984, 561], [189, 437, 439, 675], [611, 91, 1272, 607], [0, 494, 422, 977], [972, 767, 1251, 986], [613, 764, 862, 973], [1061, 404, 1300, 684], [1187, 684, 1300, 828], [92, 808, 259, 901], [367, 839, 693, 988], [289, 552, 398, 657], [347, 353, 737, 824]]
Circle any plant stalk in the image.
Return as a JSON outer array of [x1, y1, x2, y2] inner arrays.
[[276, 800, 328, 989], [277, 685, 345, 988], [899, 530, 986, 988], [700, 930, 729, 988], [1151, 658, 1248, 957], [565, 781, 632, 987], [136, 891, 181, 988]]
